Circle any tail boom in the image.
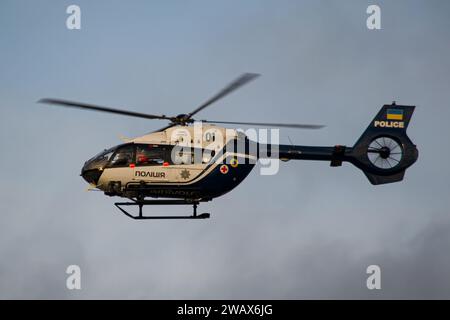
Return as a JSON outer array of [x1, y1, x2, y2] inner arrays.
[[259, 103, 418, 185]]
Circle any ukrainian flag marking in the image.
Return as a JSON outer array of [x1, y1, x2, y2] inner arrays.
[[387, 109, 403, 120]]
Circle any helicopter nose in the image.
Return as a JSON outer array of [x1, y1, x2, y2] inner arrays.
[[81, 165, 103, 185]]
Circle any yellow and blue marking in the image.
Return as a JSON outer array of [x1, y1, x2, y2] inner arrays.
[[386, 109, 403, 120]]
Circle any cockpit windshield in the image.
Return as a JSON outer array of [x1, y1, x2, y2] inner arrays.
[[90, 148, 115, 164], [83, 147, 116, 173]]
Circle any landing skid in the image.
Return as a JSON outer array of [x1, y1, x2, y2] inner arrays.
[[114, 199, 210, 220]]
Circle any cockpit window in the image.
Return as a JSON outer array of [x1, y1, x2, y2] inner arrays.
[[110, 145, 134, 167], [95, 150, 114, 163], [88, 148, 114, 163]]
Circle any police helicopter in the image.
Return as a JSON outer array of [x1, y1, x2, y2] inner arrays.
[[39, 73, 418, 220]]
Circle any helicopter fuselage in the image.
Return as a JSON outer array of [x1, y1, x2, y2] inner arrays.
[[81, 125, 257, 201]]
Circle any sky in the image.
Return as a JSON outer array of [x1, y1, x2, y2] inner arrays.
[[0, 0, 449, 299]]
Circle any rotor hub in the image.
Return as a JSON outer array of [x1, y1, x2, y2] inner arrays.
[[175, 114, 189, 120], [379, 146, 391, 159], [172, 114, 193, 125]]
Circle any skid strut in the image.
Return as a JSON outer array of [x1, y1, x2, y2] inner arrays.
[[114, 199, 210, 220]]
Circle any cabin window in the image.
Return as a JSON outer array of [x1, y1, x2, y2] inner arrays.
[[173, 147, 211, 164], [173, 149, 193, 165], [202, 149, 215, 163], [136, 144, 171, 166]]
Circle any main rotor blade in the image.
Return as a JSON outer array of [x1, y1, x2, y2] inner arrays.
[[187, 73, 260, 118], [38, 98, 173, 121], [201, 119, 325, 129]]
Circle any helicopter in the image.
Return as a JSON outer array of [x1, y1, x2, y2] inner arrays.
[[39, 73, 418, 220]]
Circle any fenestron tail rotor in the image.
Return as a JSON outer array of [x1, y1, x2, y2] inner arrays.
[[367, 137, 403, 169], [38, 73, 324, 130]]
